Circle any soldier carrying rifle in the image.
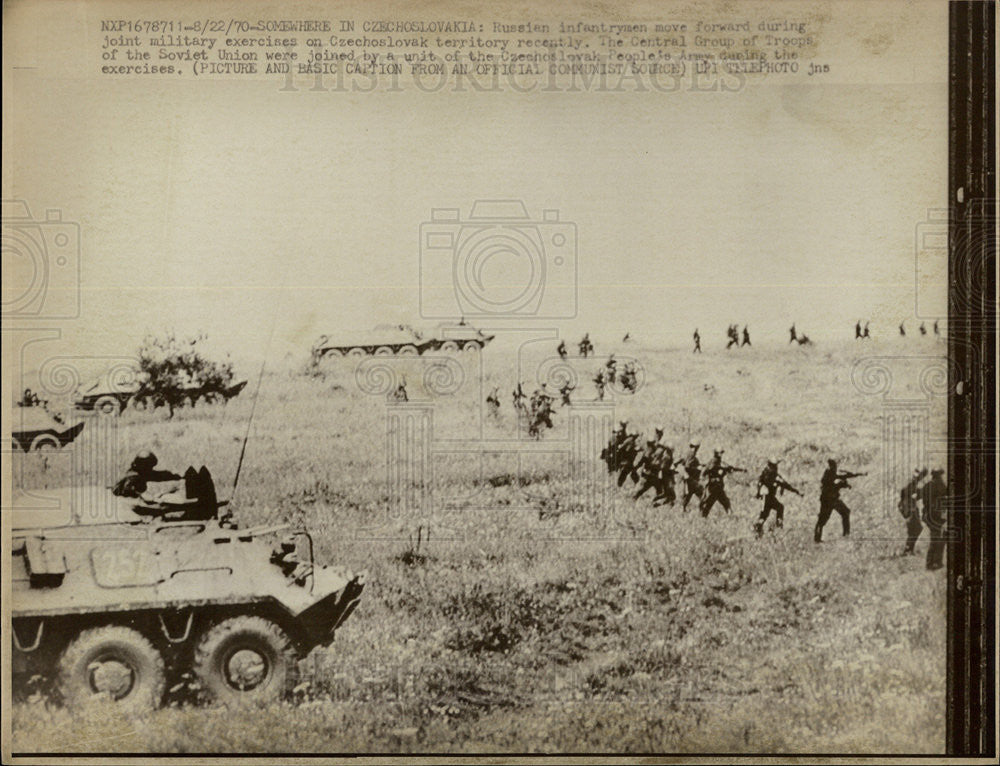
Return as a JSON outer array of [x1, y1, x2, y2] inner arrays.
[[899, 467, 928, 555], [678, 442, 703, 511], [753, 459, 801, 537], [700, 449, 745, 517], [814, 459, 866, 542], [557, 340, 568, 359]]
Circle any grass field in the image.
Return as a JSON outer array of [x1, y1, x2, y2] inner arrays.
[[10, 336, 948, 754]]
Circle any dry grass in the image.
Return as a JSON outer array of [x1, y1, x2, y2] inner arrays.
[[11, 337, 947, 754]]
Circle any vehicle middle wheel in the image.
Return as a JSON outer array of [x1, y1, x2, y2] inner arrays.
[[57, 625, 165, 711], [193, 616, 298, 706], [31, 433, 61, 451], [94, 395, 122, 416]]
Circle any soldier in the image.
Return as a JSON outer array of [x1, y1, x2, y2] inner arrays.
[[899, 321, 906, 336], [741, 325, 751, 347], [919, 322, 927, 336], [726, 324, 739, 349], [922, 469, 947, 570], [653, 437, 677, 507], [754, 459, 801, 537], [899, 468, 928, 555], [933, 319, 940, 337], [616, 432, 641, 487], [558, 381, 575, 407], [700, 449, 745, 517], [486, 387, 501, 417], [855, 320, 862, 339], [789, 323, 797, 344], [605, 354, 617, 384], [602, 421, 629, 472], [623, 332, 631, 343], [579, 333, 593, 358], [557, 340, 568, 359], [633, 438, 663, 500], [112, 451, 182, 499], [593, 370, 606, 400], [863, 321, 871, 339], [392, 377, 409, 402], [814, 459, 866, 543], [797, 333, 812, 346], [693, 328, 702, 353], [678, 442, 703, 511]]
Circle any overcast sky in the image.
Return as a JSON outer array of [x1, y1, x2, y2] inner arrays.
[[4, 0, 948, 381]]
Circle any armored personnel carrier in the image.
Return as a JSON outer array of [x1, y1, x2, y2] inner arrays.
[[74, 370, 248, 415], [11, 471, 365, 710], [11, 407, 85, 452], [311, 322, 494, 362]]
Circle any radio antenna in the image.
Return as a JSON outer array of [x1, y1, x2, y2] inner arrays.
[[231, 318, 278, 504]]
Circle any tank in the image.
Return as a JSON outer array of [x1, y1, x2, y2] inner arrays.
[[10, 476, 365, 710], [11, 407, 85, 452], [311, 323, 495, 362]]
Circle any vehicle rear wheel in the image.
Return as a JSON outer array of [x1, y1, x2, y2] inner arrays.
[[31, 433, 61, 451], [57, 625, 165, 711], [193, 616, 298, 706], [462, 341, 481, 353], [94, 396, 122, 416]]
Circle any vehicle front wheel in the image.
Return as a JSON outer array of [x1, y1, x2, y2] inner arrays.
[[193, 616, 298, 706], [57, 625, 165, 711]]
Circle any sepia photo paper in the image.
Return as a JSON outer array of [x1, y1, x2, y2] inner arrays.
[[2, 0, 995, 760]]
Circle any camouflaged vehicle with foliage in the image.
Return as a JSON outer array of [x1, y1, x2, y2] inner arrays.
[[11, 478, 365, 710]]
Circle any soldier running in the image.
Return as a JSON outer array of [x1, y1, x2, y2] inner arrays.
[[512, 382, 527, 413], [558, 381, 575, 407], [693, 328, 702, 353], [653, 439, 677, 507], [855, 320, 862, 339], [678, 442, 703, 511], [605, 354, 617, 383], [741, 325, 751, 347], [726, 324, 739, 349], [899, 468, 928, 555], [486, 387, 501, 418], [578, 333, 593, 358], [754, 459, 801, 537], [593, 370, 606, 400], [789, 323, 797, 344], [933, 319, 940, 337], [700, 449, 745, 517], [616, 433, 641, 487], [922, 469, 947, 570], [899, 321, 906, 336], [633, 438, 664, 500], [814, 459, 866, 542], [557, 340, 568, 359], [392, 377, 409, 402], [919, 322, 927, 336], [863, 321, 871, 338]]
